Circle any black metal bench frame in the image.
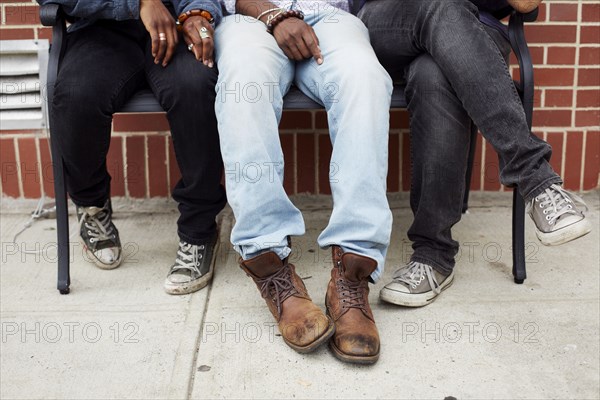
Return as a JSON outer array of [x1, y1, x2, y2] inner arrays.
[[39, 3, 539, 294]]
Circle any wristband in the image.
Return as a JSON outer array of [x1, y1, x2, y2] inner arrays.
[[266, 9, 305, 35], [176, 9, 214, 31]]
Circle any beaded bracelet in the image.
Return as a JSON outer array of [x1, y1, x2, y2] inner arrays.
[[176, 9, 214, 31], [266, 10, 305, 35]]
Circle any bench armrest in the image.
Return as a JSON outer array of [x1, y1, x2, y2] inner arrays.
[[508, 7, 538, 129], [40, 3, 62, 27]]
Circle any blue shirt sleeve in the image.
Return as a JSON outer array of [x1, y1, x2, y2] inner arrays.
[[36, 0, 139, 21]]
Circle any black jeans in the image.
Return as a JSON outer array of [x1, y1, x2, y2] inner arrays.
[[51, 19, 226, 244], [359, 0, 562, 274]]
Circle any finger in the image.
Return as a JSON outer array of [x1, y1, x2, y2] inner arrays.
[[185, 22, 203, 61], [285, 40, 303, 61], [200, 33, 214, 67], [162, 25, 178, 66], [155, 28, 168, 64], [148, 28, 159, 60], [304, 29, 323, 64]]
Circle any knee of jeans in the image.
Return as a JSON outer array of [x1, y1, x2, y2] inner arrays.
[[424, 0, 477, 21], [405, 55, 452, 104], [52, 78, 111, 116], [162, 68, 217, 111], [333, 55, 393, 100]]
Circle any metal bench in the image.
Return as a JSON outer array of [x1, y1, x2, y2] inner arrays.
[[40, 3, 538, 294]]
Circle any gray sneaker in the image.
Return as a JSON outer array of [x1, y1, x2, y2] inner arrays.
[[379, 261, 454, 307], [527, 184, 592, 246], [77, 199, 123, 270], [164, 233, 218, 295]]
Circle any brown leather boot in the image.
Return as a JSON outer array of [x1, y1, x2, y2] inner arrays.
[[326, 246, 380, 364], [240, 251, 335, 353]]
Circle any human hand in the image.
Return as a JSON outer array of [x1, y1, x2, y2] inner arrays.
[[140, 0, 178, 67], [272, 18, 323, 64], [181, 16, 215, 68], [507, 0, 542, 13]]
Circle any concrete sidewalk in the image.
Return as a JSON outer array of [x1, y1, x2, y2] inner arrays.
[[1, 192, 599, 399]]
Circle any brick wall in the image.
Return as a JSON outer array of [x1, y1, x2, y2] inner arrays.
[[1, 0, 599, 199]]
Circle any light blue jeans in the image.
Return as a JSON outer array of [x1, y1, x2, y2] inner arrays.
[[214, 8, 393, 281]]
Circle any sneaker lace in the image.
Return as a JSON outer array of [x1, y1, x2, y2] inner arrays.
[[172, 242, 204, 274], [256, 265, 298, 318], [533, 184, 588, 226], [80, 208, 116, 244], [392, 261, 441, 294]]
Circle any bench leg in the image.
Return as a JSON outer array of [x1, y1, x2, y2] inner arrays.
[[511, 190, 527, 284], [51, 142, 71, 294], [462, 122, 479, 214]]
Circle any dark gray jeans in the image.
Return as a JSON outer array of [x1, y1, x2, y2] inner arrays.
[[359, 0, 562, 274]]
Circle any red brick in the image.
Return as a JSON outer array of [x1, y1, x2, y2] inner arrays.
[[533, 68, 575, 86], [17, 138, 41, 198], [575, 110, 600, 127], [533, 109, 572, 127], [113, 113, 169, 132], [0, 28, 35, 39], [563, 131, 583, 190], [525, 25, 577, 43], [4, 5, 40, 25], [469, 132, 483, 191], [296, 134, 315, 194], [280, 111, 312, 130], [536, 3, 547, 22], [483, 140, 501, 191], [534, 89, 543, 108], [581, 3, 600, 23], [583, 131, 600, 190], [546, 47, 576, 65], [281, 134, 294, 195], [578, 68, 600, 86], [315, 111, 328, 130], [106, 137, 125, 197], [38, 137, 54, 198], [544, 89, 573, 108], [581, 26, 600, 44], [168, 138, 181, 191], [549, 3, 578, 22], [390, 110, 409, 130], [546, 132, 563, 177], [579, 47, 600, 66], [125, 136, 146, 198], [402, 133, 411, 191], [387, 133, 400, 192], [318, 134, 332, 195], [1, 138, 20, 198], [37, 27, 52, 41], [576, 89, 600, 108], [147, 135, 168, 197]]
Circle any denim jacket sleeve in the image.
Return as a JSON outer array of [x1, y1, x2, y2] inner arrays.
[[36, 0, 139, 21], [172, 0, 223, 25]]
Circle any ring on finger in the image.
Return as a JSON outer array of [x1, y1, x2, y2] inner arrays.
[[187, 43, 194, 51], [199, 27, 211, 40], [159, 32, 167, 41]]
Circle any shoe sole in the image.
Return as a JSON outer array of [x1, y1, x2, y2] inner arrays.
[[80, 237, 123, 270], [379, 271, 455, 308], [283, 317, 336, 354], [164, 240, 220, 295], [328, 337, 380, 365], [536, 218, 592, 246]]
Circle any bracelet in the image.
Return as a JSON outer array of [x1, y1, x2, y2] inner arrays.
[[257, 7, 284, 23], [176, 9, 214, 31], [266, 9, 305, 35]]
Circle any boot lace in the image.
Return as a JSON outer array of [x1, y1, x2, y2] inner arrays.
[[79, 208, 116, 245], [392, 261, 441, 294], [336, 260, 367, 311], [171, 242, 204, 275], [532, 184, 587, 226], [256, 265, 298, 318]]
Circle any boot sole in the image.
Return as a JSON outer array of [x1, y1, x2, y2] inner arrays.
[[379, 271, 455, 308], [164, 240, 219, 295], [283, 317, 336, 354], [536, 219, 592, 246], [329, 338, 380, 365], [80, 237, 123, 270]]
